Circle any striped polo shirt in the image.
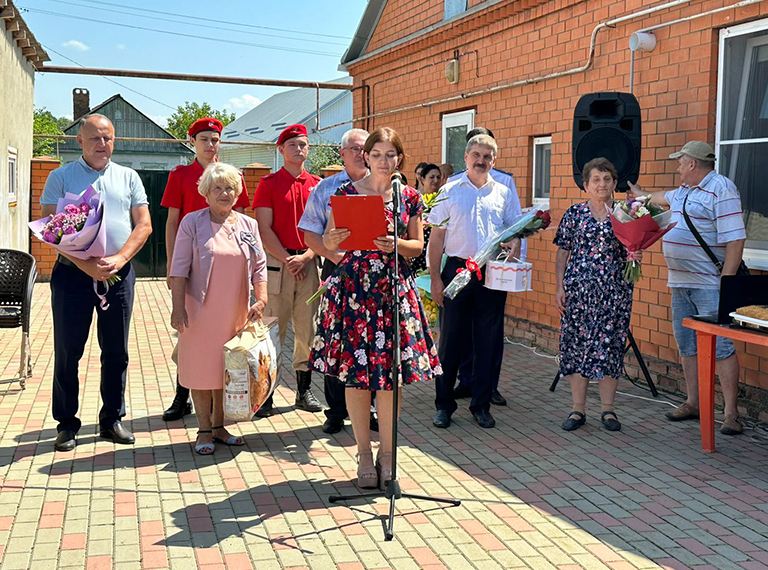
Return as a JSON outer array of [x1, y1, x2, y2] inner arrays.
[[662, 170, 746, 289]]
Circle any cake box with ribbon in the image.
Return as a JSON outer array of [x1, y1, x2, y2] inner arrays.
[[485, 254, 532, 293]]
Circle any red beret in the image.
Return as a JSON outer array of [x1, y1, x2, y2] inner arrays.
[[277, 124, 308, 146], [188, 118, 223, 138]]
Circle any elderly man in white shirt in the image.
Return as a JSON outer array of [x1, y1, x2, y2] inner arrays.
[[428, 134, 521, 429]]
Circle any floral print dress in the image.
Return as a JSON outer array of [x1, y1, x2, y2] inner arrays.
[[553, 202, 634, 380], [309, 181, 442, 391]]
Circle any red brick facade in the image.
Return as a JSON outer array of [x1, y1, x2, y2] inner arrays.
[[346, 0, 768, 416]]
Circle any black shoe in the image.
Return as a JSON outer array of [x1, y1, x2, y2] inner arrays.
[[453, 384, 472, 399], [322, 418, 343, 434], [163, 382, 192, 421], [99, 421, 135, 444], [255, 400, 275, 418], [433, 410, 452, 428], [601, 411, 621, 432], [370, 413, 379, 432], [490, 390, 507, 406], [472, 409, 496, 429], [54, 430, 77, 452], [295, 371, 323, 412], [562, 411, 586, 431], [295, 390, 323, 412]]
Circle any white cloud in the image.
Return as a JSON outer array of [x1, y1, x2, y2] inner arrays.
[[148, 115, 169, 129], [227, 94, 262, 114], [63, 40, 90, 51], [116, 43, 126, 50]]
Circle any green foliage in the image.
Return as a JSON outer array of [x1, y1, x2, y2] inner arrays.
[[166, 102, 236, 140], [305, 145, 341, 176], [33, 107, 68, 156]]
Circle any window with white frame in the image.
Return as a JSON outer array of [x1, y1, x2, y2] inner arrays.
[[442, 109, 474, 173], [7, 147, 17, 203], [532, 136, 551, 207], [444, 0, 467, 20], [717, 19, 768, 267]]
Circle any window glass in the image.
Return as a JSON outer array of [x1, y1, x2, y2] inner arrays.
[[444, 0, 467, 20]]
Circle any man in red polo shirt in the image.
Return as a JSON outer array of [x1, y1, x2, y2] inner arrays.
[[253, 124, 322, 416], [160, 117, 250, 421]]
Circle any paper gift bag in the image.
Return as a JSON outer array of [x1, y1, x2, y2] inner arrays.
[[485, 256, 532, 293], [224, 317, 281, 421]]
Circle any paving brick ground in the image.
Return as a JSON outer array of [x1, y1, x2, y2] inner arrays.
[[0, 280, 767, 570]]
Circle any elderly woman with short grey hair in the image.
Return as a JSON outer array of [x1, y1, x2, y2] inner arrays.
[[554, 157, 640, 433], [170, 162, 268, 454]]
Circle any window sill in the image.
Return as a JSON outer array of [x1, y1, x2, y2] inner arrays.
[[743, 249, 768, 272]]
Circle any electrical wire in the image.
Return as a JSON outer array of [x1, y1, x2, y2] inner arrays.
[[19, 7, 342, 58], [45, 0, 353, 40], [507, 335, 768, 443], [38, 0, 350, 47], [41, 44, 177, 111]]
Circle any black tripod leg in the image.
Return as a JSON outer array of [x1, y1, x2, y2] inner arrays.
[[402, 493, 461, 506], [626, 330, 658, 397], [550, 372, 561, 392]]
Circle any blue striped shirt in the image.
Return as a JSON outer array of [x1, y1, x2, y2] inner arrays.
[[297, 169, 351, 235], [662, 170, 746, 289]]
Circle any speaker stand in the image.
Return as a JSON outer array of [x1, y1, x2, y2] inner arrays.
[[550, 329, 658, 396]]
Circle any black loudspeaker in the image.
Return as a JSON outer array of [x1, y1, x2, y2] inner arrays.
[[572, 92, 641, 192]]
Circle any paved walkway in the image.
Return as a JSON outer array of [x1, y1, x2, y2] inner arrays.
[[0, 280, 767, 570]]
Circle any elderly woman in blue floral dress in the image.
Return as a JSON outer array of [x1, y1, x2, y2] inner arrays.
[[554, 157, 641, 433], [310, 127, 441, 490]]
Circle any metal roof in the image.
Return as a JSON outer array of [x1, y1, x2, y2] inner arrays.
[[220, 77, 352, 144]]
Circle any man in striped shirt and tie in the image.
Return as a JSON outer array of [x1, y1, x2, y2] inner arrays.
[[629, 141, 746, 435]]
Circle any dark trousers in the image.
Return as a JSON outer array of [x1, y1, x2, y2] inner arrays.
[[51, 260, 135, 433], [435, 257, 506, 415]]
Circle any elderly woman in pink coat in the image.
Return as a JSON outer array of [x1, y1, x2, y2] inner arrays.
[[169, 162, 268, 454]]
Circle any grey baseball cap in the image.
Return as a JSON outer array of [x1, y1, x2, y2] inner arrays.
[[669, 141, 716, 161]]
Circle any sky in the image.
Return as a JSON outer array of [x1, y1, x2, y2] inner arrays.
[[20, 0, 369, 128]]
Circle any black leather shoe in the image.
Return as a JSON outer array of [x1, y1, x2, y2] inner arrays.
[[369, 413, 379, 432], [99, 421, 135, 444], [453, 384, 472, 399], [295, 389, 323, 412], [562, 411, 586, 431], [472, 409, 496, 429], [163, 382, 192, 421], [54, 430, 77, 452], [322, 418, 343, 434], [433, 410, 452, 428], [601, 411, 621, 432], [490, 390, 507, 406]]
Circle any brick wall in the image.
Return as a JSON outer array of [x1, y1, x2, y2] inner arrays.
[[29, 156, 61, 280], [348, 0, 768, 410], [28, 160, 273, 280]]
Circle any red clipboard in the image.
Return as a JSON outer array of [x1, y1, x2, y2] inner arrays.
[[330, 194, 387, 251]]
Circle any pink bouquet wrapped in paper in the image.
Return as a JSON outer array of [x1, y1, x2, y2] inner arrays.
[[29, 185, 118, 308], [609, 196, 676, 282]]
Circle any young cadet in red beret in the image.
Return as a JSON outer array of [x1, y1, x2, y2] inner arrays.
[[160, 117, 250, 421], [252, 124, 323, 416]]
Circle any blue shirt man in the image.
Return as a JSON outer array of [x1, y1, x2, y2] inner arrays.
[[298, 128, 370, 434], [41, 114, 152, 452]]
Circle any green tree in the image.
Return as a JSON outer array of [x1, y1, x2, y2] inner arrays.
[[166, 102, 236, 140], [33, 107, 68, 156], [305, 145, 341, 176]]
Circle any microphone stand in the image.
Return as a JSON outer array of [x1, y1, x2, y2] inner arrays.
[[328, 172, 461, 541]]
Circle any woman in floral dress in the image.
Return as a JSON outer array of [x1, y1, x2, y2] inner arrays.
[[310, 127, 442, 490], [554, 157, 639, 433]]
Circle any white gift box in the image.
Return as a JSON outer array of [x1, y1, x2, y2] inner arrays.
[[485, 257, 532, 292]]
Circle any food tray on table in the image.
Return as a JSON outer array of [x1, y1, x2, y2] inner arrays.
[[730, 312, 768, 333]]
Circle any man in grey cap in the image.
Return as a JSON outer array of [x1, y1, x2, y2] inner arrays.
[[629, 141, 746, 435]]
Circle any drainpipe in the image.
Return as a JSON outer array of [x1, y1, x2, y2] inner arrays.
[[320, 0, 698, 131]]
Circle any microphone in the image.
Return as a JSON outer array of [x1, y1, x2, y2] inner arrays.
[[390, 171, 404, 194]]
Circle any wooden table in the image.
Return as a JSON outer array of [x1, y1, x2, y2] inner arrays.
[[682, 317, 768, 452]]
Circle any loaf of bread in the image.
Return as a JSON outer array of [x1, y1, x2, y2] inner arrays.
[[736, 305, 768, 320]]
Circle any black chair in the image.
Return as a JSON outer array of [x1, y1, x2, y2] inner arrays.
[[0, 249, 37, 390]]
